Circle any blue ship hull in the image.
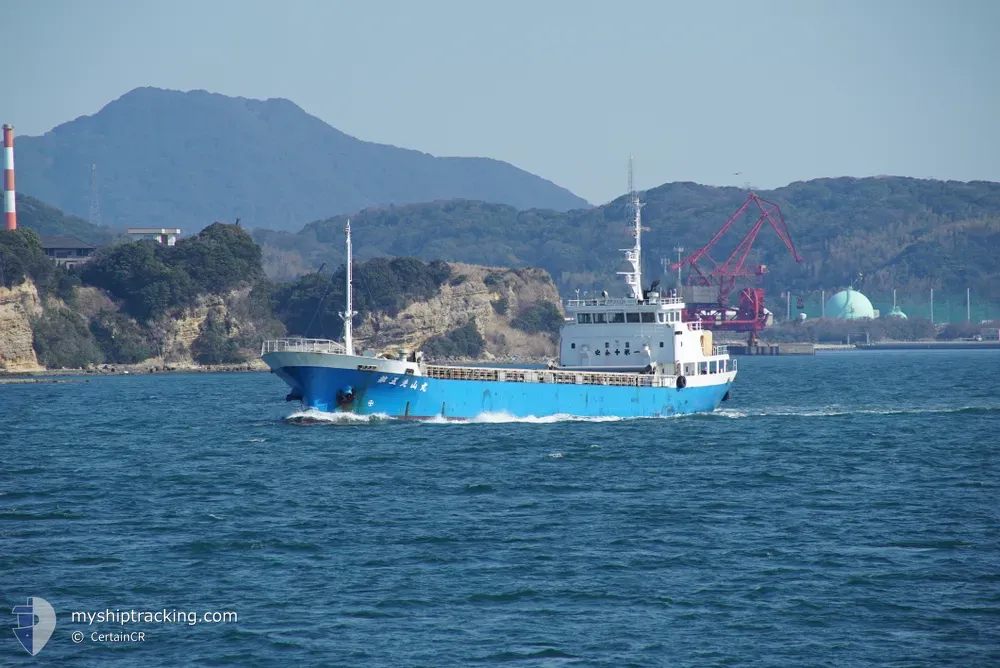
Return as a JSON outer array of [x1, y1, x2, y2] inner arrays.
[[274, 365, 733, 419]]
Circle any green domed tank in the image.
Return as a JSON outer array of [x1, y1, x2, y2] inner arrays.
[[825, 288, 876, 319], [888, 306, 908, 319]]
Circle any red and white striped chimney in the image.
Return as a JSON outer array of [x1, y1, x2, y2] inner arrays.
[[3, 124, 15, 231]]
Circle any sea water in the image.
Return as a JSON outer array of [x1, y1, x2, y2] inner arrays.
[[3, 350, 998, 666]]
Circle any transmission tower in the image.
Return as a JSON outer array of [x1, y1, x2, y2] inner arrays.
[[88, 164, 102, 227]]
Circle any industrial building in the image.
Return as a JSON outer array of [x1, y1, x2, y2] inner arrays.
[[126, 228, 181, 245]]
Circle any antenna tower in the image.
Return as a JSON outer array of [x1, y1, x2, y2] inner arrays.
[[88, 164, 102, 227], [628, 156, 634, 202]]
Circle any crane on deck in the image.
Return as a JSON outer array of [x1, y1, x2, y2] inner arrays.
[[669, 192, 803, 345]]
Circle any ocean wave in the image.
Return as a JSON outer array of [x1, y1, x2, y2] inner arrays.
[[418, 411, 654, 424], [284, 405, 997, 425], [284, 409, 390, 425], [283, 409, 662, 426]]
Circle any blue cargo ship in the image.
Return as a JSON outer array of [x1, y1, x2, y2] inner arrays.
[[262, 172, 736, 419]]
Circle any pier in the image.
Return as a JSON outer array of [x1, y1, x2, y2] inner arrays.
[[855, 341, 1000, 351], [727, 343, 815, 356], [728, 341, 1000, 355]]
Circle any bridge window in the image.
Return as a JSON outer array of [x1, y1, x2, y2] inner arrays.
[[594, 313, 607, 324], [709, 361, 717, 373], [641, 312, 655, 323], [626, 312, 640, 323], [609, 312, 625, 323], [577, 313, 592, 324]]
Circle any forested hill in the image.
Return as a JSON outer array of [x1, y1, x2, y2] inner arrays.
[[255, 176, 1000, 302], [15, 193, 115, 245], [14, 87, 588, 234]]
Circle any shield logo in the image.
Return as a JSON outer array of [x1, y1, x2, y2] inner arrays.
[[12, 597, 57, 656]]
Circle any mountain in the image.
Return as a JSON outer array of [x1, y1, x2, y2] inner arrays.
[[14, 87, 589, 234], [14, 193, 115, 245], [254, 176, 1000, 310]]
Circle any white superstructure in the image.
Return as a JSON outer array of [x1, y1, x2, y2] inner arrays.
[[560, 293, 728, 375], [557, 160, 729, 376]]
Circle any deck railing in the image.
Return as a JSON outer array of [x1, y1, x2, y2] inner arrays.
[[261, 338, 346, 355], [423, 364, 663, 387], [564, 296, 684, 308]]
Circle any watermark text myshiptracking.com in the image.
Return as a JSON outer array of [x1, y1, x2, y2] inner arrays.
[[72, 609, 238, 626]]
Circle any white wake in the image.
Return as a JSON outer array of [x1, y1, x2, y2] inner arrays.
[[284, 409, 391, 424]]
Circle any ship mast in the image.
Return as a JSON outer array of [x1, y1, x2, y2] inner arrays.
[[618, 156, 643, 300], [339, 218, 357, 355]]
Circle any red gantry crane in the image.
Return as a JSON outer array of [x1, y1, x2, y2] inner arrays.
[[669, 192, 803, 345]]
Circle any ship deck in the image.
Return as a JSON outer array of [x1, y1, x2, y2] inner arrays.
[[262, 339, 737, 391], [422, 364, 688, 388]]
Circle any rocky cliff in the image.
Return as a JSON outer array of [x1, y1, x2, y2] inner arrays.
[[1, 278, 282, 371], [1, 262, 563, 371], [151, 288, 279, 369], [355, 263, 563, 359], [0, 281, 43, 371]]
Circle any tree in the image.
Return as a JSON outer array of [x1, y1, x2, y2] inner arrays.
[[191, 312, 245, 365], [172, 223, 264, 294], [0, 228, 51, 290], [422, 322, 485, 359], [31, 309, 103, 368], [89, 309, 153, 363], [511, 301, 564, 335], [273, 257, 454, 338], [79, 223, 267, 322]]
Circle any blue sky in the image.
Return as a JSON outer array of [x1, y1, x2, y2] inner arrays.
[[4, 0, 998, 204]]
